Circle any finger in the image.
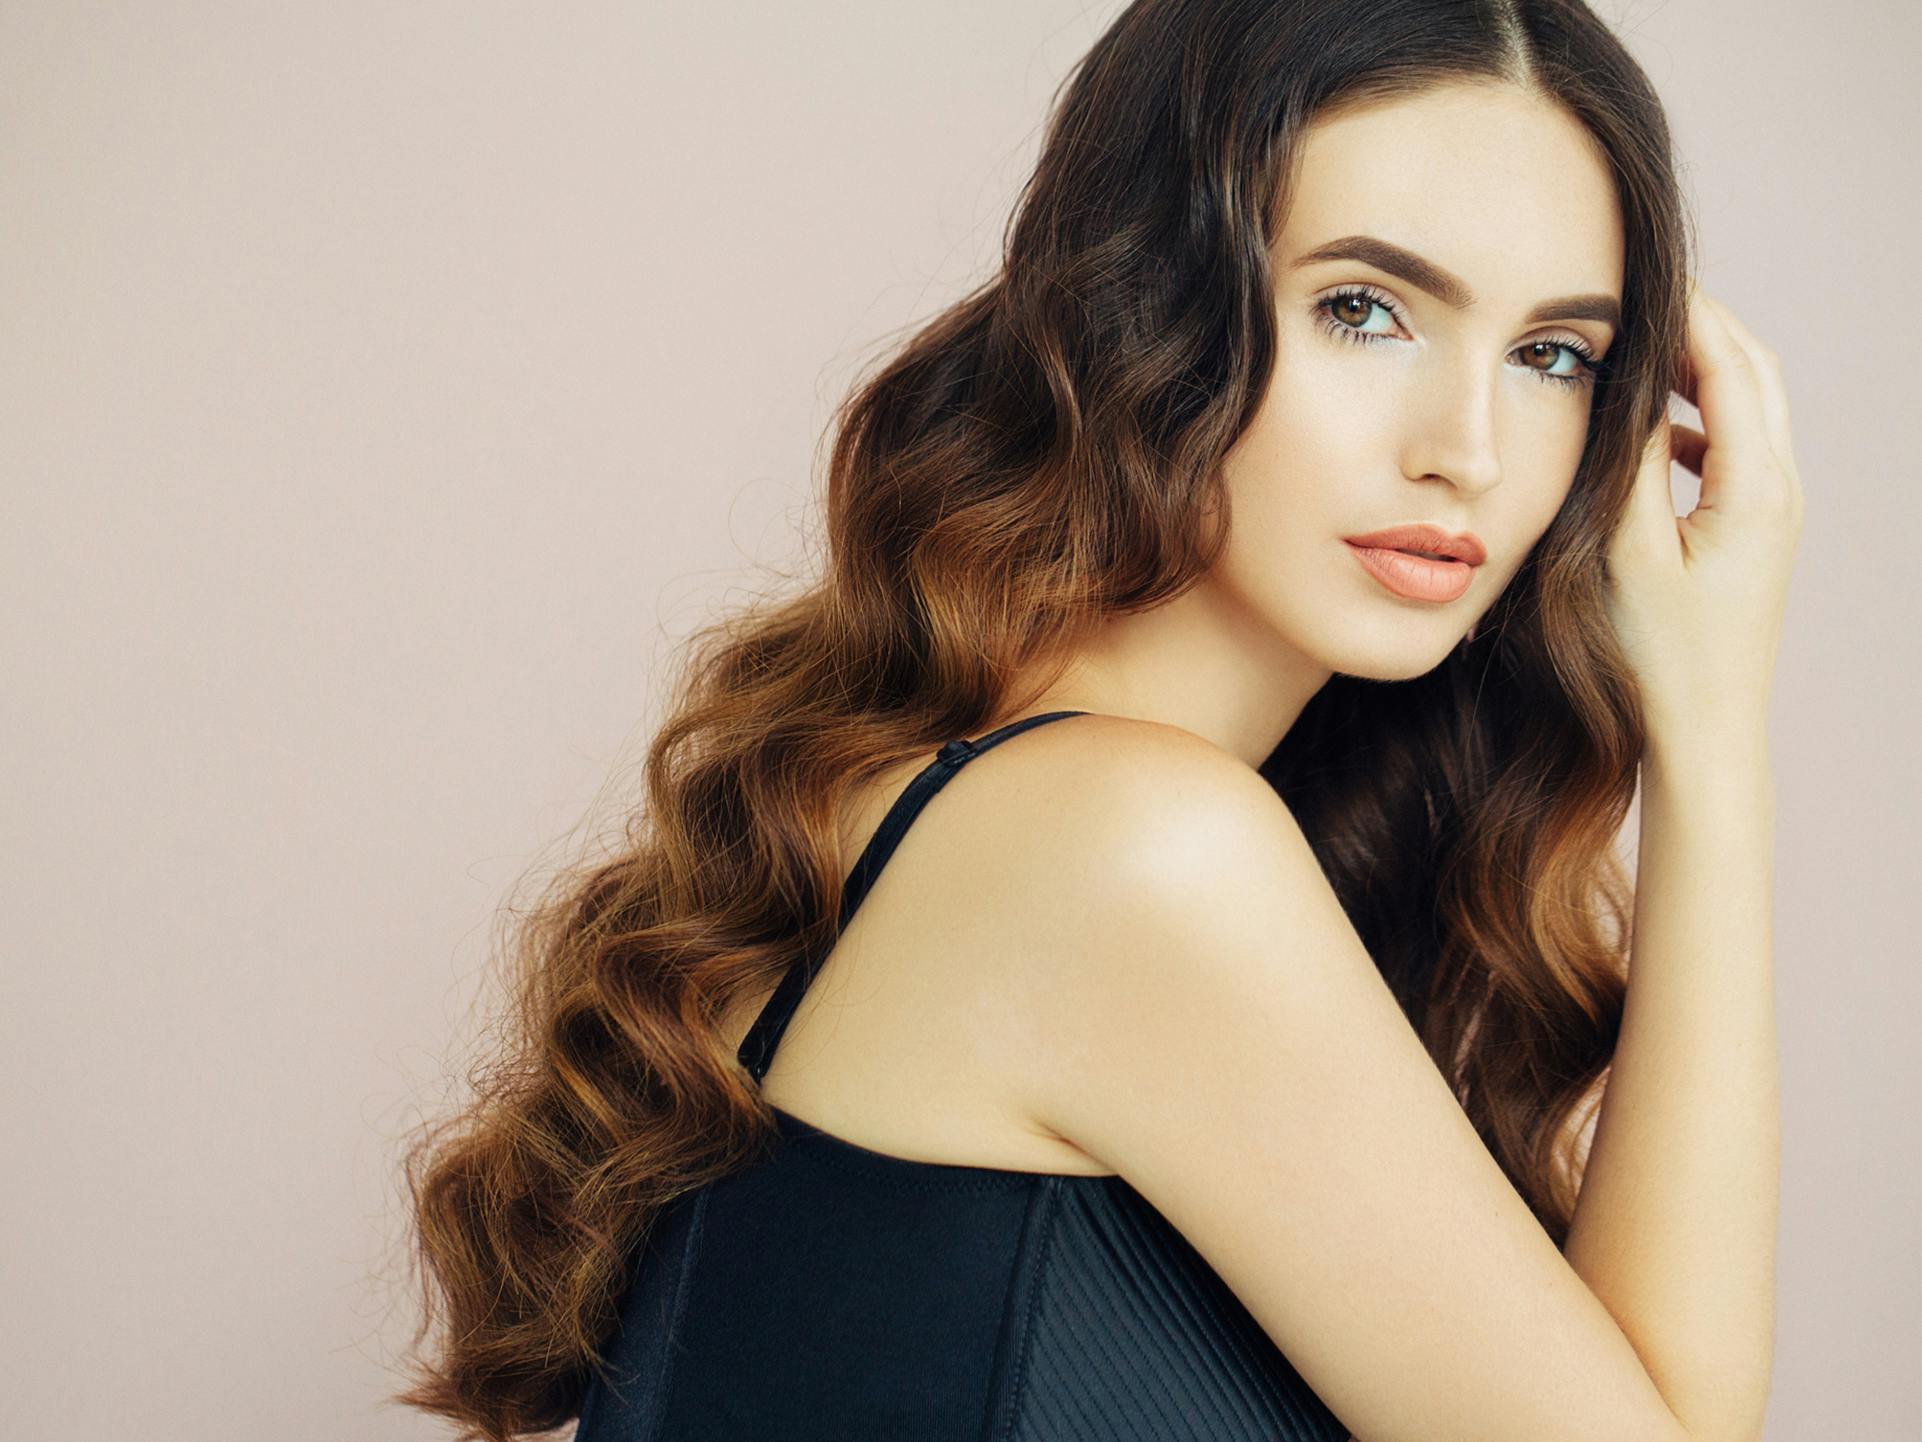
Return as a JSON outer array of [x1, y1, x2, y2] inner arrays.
[[1683, 286, 1776, 509], [1671, 322, 1700, 413], [1701, 293, 1802, 522], [1675, 344, 1697, 413], [1700, 292, 1795, 471]]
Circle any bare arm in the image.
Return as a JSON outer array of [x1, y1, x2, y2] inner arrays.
[[1559, 725, 1779, 1442], [1565, 282, 1797, 1442], [1003, 722, 1756, 1442]]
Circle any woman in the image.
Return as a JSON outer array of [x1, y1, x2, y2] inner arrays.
[[395, 1, 1801, 1438]]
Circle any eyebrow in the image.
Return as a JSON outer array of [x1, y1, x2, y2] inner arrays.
[[1291, 234, 1621, 330]]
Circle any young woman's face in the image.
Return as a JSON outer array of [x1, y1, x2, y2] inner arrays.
[[1214, 82, 1626, 681]]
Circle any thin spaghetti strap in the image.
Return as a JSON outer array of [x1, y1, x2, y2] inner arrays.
[[735, 709, 1090, 1083]]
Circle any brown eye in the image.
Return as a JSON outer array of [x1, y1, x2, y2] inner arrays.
[[1521, 340, 1578, 373], [1316, 285, 1401, 341], [1330, 294, 1373, 327], [1516, 337, 1602, 390]]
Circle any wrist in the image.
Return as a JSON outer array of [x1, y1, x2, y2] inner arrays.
[[1641, 721, 1774, 802], [1641, 701, 1769, 757]]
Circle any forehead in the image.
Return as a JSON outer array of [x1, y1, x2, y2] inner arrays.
[[1277, 83, 1624, 302]]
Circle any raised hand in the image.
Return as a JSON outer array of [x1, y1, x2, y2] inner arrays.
[[1603, 284, 1805, 745]]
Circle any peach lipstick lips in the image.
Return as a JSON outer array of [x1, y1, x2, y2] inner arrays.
[[1342, 523, 1486, 604]]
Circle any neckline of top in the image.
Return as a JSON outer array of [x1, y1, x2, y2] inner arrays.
[[768, 1103, 1120, 1185]]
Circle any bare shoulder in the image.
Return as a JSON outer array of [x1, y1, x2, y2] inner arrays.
[[956, 710, 1307, 968], [961, 710, 1318, 1110], [949, 710, 1301, 1001], [954, 711, 1287, 902], [972, 712, 1697, 1442]]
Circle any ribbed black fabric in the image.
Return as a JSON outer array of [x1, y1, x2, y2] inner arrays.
[[573, 709, 1347, 1441], [1007, 1180, 1344, 1440]]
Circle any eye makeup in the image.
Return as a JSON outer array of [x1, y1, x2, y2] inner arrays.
[[1314, 282, 1607, 391]]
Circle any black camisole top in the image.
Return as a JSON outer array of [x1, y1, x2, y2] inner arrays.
[[571, 708, 1349, 1441]]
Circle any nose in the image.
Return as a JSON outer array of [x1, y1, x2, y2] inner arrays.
[[1401, 370, 1504, 498]]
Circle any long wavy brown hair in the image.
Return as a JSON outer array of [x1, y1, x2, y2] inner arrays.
[[389, 0, 1693, 1435]]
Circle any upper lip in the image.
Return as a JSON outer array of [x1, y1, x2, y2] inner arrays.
[[1343, 523, 1487, 567]]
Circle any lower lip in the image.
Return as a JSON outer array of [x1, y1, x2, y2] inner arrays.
[[1344, 542, 1475, 602]]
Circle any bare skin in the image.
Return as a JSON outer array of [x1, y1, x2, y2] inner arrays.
[[726, 78, 1799, 1442]]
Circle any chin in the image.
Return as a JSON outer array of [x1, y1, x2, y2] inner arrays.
[[1306, 619, 1464, 684], [1329, 653, 1457, 685]]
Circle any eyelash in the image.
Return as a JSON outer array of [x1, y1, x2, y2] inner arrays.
[[1313, 283, 1606, 391]]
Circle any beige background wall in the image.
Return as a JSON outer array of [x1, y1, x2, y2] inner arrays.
[[3, 3, 1913, 1437]]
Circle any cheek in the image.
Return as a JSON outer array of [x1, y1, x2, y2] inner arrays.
[[1487, 469, 1582, 598], [1515, 420, 1589, 528], [1218, 390, 1334, 546], [1236, 337, 1396, 497], [1276, 320, 1405, 424]]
